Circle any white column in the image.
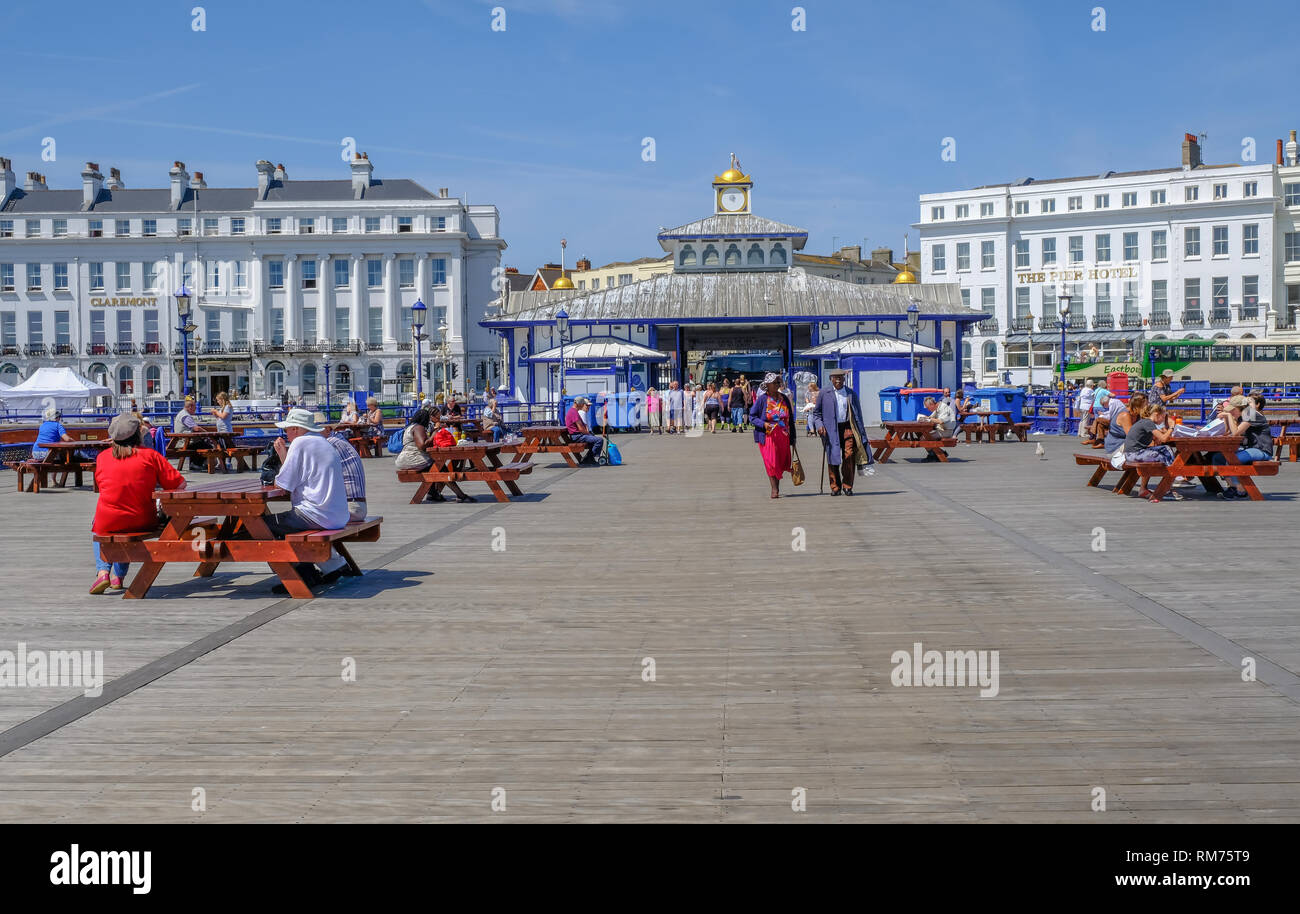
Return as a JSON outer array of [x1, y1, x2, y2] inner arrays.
[[319, 254, 332, 343], [351, 254, 366, 346], [250, 256, 265, 340], [382, 253, 397, 344], [283, 254, 298, 343]]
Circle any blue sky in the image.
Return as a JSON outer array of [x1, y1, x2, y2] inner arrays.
[[6, 0, 1299, 270]]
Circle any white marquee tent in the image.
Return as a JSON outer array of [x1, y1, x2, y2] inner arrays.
[[0, 367, 113, 413]]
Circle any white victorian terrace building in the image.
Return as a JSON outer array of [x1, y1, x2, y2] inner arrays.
[[916, 134, 1287, 386], [0, 154, 504, 405]]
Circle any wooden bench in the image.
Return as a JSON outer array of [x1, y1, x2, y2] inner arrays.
[[16, 459, 98, 492], [1277, 433, 1300, 462], [397, 461, 533, 503], [96, 516, 383, 598], [1076, 450, 1280, 500], [869, 421, 958, 463], [1010, 422, 1033, 442], [500, 426, 590, 467]]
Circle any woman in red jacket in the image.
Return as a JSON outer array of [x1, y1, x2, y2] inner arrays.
[[91, 413, 187, 594]]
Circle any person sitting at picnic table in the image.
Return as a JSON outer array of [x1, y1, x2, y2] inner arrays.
[[31, 406, 75, 460], [1211, 395, 1273, 500], [1125, 402, 1180, 502], [138, 415, 167, 456], [325, 427, 369, 525], [89, 413, 187, 594], [1148, 369, 1181, 408], [479, 397, 505, 442], [441, 394, 463, 418], [565, 396, 604, 465], [1103, 392, 1144, 453], [749, 372, 796, 498], [340, 398, 360, 425], [211, 390, 234, 433], [362, 397, 384, 441], [919, 396, 956, 461]]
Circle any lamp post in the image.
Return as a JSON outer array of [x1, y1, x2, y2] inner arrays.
[[1057, 286, 1072, 436], [174, 283, 195, 398], [322, 352, 332, 417], [411, 298, 427, 400], [437, 320, 449, 400], [556, 307, 570, 417], [905, 302, 920, 386]]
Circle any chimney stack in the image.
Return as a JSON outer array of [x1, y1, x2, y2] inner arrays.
[[350, 152, 373, 199], [256, 160, 275, 199], [24, 171, 47, 191], [1181, 133, 1202, 169], [576, 257, 592, 271], [438, 187, 449, 198], [1287, 130, 1299, 168], [1277, 139, 1284, 166], [0, 157, 14, 202], [273, 162, 287, 183], [871, 246, 895, 266], [838, 245, 862, 263], [81, 162, 103, 211], [105, 167, 123, 190], [168, 160, 189, 210], [190, 171, 207, 190]]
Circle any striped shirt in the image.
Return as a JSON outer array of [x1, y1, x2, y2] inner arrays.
[[326, 432, 367, 502]]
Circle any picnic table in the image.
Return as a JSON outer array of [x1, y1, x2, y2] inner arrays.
[[396, 442, 533, 503], [500, 425, 588, 467], [1074, 436, 1279, 502], [326, 423, 384, 458], [960, 410, 1014, 443], [17, 439, 112, 492], [92, 477, 381, 599], [869, 421, 957, 463], [166, 431, 262, 473], [1265, 414, 1300, 461]]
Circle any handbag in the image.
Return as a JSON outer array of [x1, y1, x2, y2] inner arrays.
[[387, 428, 405, 455], [790, 442, 806, 486], [1109, 444, 1126, 469]]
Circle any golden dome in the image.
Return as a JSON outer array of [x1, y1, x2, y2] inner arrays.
[[719, 167, 745, 182], [552, 273, 575, 290], [892, 268, 918, 284]]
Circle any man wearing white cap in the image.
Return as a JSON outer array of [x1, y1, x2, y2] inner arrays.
[[266, 409, 351, 587]]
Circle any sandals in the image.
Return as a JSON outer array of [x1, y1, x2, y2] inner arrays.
[[89, 571, 112, 595]]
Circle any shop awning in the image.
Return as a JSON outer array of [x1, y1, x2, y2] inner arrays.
[[799, 332, 940, 358], [528, 337, 671, 362], [1003, 330, 1145, 345]]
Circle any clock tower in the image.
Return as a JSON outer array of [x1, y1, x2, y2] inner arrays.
[[713, 152, 752, 215]]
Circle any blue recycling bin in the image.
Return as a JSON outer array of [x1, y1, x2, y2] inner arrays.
[[899, 388, 946, 420], [971, 387, 1026, 422], [878, 387, 903, 422]]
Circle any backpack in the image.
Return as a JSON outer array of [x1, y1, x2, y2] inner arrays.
[[387, 427, 405, 455], [605, 439, 623, 466]]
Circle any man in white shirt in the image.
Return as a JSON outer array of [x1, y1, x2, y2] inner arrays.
[[1076, 379, 1096, 438], [267, 408, 350, 534], [920, 396, 956, 460]]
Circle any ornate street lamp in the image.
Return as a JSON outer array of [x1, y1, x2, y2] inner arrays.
[[411, 298, 427, 400], [437, 320, 449, 400], [322, 352, 332, 416], [905, 301, 920, 386], [555, 307, 570, 417], [1057, 285, 1073, 436], [174, 282, 195, 397]]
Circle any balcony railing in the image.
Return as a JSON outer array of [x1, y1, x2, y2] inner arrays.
[[227, 341, 251, 355], [1010, 316, 1033, 332], [1119, 312, 1143, 328], [1277, 308, 1297, 330], [1067, 315, 1087, 330], [201, 341, 225, 354], [1148, 311, 1171, 329], [51, 343, 75, 356], [365, 341, 384, 351], [1039, 316, 1059, 331], [1209, 309, 1232, 327], [1091, 313, 1113, 329], [1181, 309, 1204, 327], [330, 339, 362, 353], [977, 317, 999, 332], [86, 343, 109, 356], [1238, 304, 1261, 321], [114, 342, 135, 355], [143, 341, 164, 355], [1, 344, 20, 356], [24, 344, 47, 357], [397, 341, 414, 351]]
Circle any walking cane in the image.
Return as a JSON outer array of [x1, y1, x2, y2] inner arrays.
[[819, 432, 826, 494]]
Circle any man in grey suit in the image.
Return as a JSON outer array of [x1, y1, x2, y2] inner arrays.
[[813, 369, 870, 495]]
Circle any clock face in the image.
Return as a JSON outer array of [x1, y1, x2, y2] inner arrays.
[[719, 188, 746, 212]]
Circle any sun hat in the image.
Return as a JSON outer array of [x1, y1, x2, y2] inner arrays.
[[275, 407, 324, 432], [43, 405, 61, 421], [1226, 395, 1250, 410], [1161, 369, 1175, 379], [762, 371, 781, 386], [108, 413, 141, 443], [828, 368, 847, 378], [574, 396, 589, 407]]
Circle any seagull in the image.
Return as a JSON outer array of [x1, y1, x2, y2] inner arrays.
[[1035, 442, 1046, 459]]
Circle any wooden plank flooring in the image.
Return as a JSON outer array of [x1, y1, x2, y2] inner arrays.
[[1, 430, 1298, 822]]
